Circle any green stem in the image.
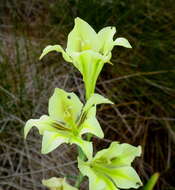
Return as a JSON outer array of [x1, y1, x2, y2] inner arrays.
[[75, 132, 93, 188], [143, 173, 159, 190], [75, 146, 86, 188], [75, 169, 84, 188], [75, 90, 93, 188]]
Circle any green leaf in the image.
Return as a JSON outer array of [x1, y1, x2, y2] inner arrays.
[[48, 88, 83, 125], [39, 45, 72, 62], [42, 177, 78, 190], [114, 37, 132, 48], [143, 173, 159, 190]]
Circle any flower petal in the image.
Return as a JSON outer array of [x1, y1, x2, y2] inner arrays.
[[78, 158, 106, 190], [107, 166, 142, 189], [41, 130, 92, 158], [48, 88, 83, 125], [39, 45, 72, 62], [24, 115, 58, 138], [98, 26, 116, 55], [80, 106, 104, 138], [110, 143, 141, 166], [78, 141, 142, 190], [42, 177, 78, 190], [63, 181, 78, 190], [83, 93, 113, 112], [114, 37, 132, 48], [79, 158, 118, 190], [94, 142, 141, 166], [42, 177, 64, 188], [63, 179, 78, 190], [71, 136, 93, 160], [66, 17, 99, 53], [70, 50, 110, 99], [78, 142, 142, 190], [41, 131, 69, 154]]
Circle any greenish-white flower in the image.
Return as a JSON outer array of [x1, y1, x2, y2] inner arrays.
[[78, 142, 142, 190], [42, 177, 78, 190], [39, 17, 132, 99], [24, 88, 113, 159]]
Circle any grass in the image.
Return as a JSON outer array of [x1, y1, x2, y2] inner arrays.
[[0, 0, 175, 189]]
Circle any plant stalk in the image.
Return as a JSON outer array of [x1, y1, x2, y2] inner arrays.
[[75, 89, 93, 188]]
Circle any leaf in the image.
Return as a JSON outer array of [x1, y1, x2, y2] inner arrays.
[[39, 45, 72, 62], [143, 173, 159, 190], [114, 37, 132, 48]]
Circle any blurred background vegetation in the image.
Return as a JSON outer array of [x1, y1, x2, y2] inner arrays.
[[0, 0, 175, 189]]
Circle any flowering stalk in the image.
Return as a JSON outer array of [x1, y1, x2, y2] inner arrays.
[[24, 17, 143, 190]]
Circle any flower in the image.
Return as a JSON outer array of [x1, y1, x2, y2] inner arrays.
[[39, 17, 132, 99], [24, 88, 113, 159], [78, 142, 142, 190], [42, 177, 78, 190]]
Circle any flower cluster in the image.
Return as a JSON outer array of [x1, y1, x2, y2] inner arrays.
[[24, 17, 142, 190]]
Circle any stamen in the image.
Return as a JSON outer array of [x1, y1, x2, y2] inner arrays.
[[52, 122, 70, 131]]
